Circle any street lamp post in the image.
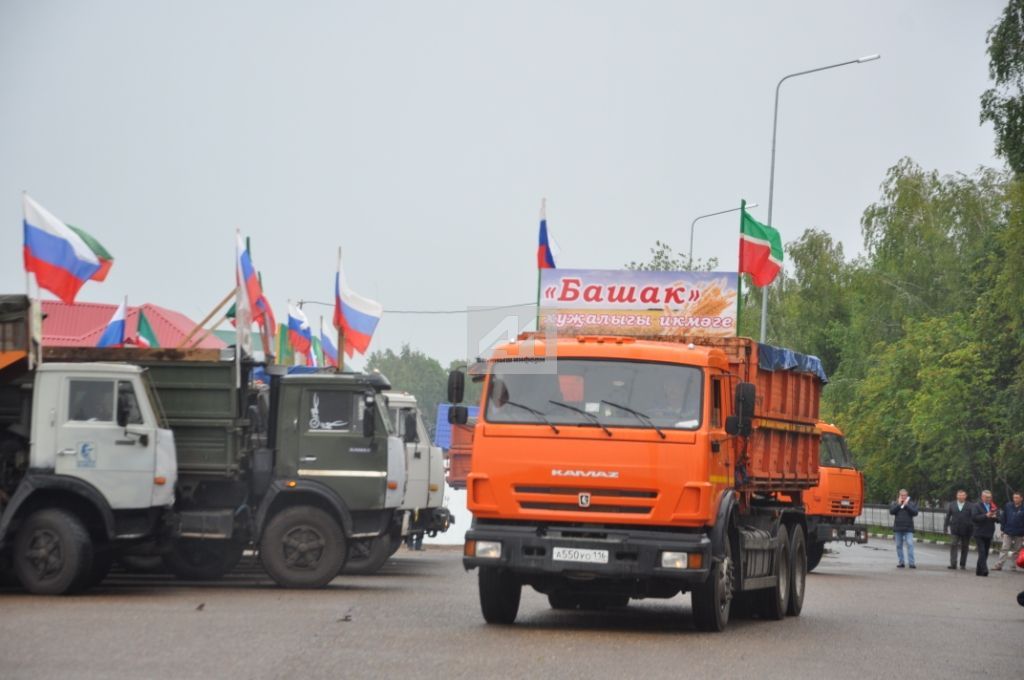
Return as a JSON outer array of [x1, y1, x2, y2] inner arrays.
[[688, 203, 758, 270], [760, 53, 880, 342]]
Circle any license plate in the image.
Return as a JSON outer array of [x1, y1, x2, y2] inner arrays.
[[552, 547, 609, 564]]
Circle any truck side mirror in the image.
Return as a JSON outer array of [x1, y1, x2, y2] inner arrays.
[[448, 405, 468, 425], [116, 398, 130, 428], [362, 392, 376, 438], [403, 410, 419, 444], [732, 382, 756, 437], [447, 371, 465, 404]]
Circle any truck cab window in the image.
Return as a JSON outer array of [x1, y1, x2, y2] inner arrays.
[[68, 380, 114, 422], [710, 377, 722, 428], [305, 391, 358, 433], [117, 381, 144, 425], [820, 433, 853, 467]]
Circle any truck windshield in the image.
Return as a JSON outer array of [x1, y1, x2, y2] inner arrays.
[[485, 359, 702, 431], [820, 433, 855, 468]]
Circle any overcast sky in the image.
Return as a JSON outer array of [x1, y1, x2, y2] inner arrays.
[[0, 1, 1004, 368]]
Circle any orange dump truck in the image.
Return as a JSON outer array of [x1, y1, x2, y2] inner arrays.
[[449, 334, 827, 631], [804, 422, 867, 570]]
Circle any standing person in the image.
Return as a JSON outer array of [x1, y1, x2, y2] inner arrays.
[[993, 491, 1024, 571], [890, 489, 918, 569], [944, 489, 973, 570], [971, 490, 998, 576]]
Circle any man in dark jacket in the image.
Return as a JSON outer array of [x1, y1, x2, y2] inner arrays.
[[890, 489, 918, 569], [944, 489, 973, 570], [971, 490, 998, 576], [993, 491, 1023, 571]]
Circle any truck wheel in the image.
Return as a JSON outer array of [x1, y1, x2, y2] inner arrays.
[[787, 525, 807, 616], [386, 532, 403, 558], [759, 524, 790, 621], [806, 541, 824, 572], [163, 539, 244, 581], [692, 532, 734, 632], [547, 590, 578, 610], [479, 567, 521, 624], [13, 508, 94, 595], [340, 535, 392, 575], [260, 506, 346, 588]]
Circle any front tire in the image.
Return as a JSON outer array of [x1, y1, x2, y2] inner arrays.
[[479, 567, 521, 624], [260, 506, 346, 588], [692, 531, 734, 632], [13, 508, 94, 595]]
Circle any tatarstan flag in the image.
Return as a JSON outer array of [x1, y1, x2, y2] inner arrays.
[[739, 205, 783, 287], [136, 310, 159, 348], [67, 224, 114, 281]]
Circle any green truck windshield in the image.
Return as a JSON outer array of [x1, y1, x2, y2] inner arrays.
[[485, 359, 703, 431]]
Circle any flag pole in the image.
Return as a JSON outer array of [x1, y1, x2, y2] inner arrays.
[[535, 198, 545, 332], [336, 247, 345, 373], [736, 200, 745, 336]]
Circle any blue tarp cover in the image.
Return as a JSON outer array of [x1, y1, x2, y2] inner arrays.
[[757, 343, 828, 383], [434, 403, 480, 449]]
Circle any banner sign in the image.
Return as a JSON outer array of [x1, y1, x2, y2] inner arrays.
[[539, 269, 738, 338]]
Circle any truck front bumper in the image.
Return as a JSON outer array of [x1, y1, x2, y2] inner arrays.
[[463, 522, 712, 583], [812, 522, 868, 544]]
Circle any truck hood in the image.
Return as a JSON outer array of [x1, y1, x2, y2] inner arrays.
[[467, 424, 719, 527]]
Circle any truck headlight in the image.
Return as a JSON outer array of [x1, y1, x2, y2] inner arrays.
[[475, 540, 502, 559], [661, 552, 687, 569]]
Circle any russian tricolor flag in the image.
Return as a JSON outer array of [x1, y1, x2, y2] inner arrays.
[[537, 199, 556, 269], [236, 233, 264, 315], [320, 319, 339, 368], [333, 260, 383, 358], [97, 299, 127, 348], [287, 303, 312, 357], [23, 194, 102, 304]]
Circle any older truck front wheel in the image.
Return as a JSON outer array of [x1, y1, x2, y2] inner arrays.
[[260, 506, 346, 588], [13, 508, 94, 595]]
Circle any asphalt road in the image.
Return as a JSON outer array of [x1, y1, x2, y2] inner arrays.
[[1, 540, 1021, 680]]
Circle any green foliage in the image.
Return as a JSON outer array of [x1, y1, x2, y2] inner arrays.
[[365, 344, 447, 435], [624, 240, 719, 272], [981, 0, 1024, 174]]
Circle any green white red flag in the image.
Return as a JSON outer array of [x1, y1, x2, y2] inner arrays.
[[739, 205, 783, 287]]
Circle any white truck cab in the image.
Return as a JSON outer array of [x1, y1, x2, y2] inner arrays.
[[0, 360, 177, 594]]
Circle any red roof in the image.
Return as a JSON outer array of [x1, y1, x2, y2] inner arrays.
[[41, 301, 227, 349]]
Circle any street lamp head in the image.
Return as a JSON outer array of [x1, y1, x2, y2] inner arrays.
[[857, 54, 880, 63]]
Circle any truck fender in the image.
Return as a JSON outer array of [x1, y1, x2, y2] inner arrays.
[[708, 489, 737, 557], [0, 473, 115, 546], [253, 479, 354, 540]]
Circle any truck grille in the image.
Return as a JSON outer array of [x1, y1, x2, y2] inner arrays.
[[830, 499, 858, 516], [513, 486, 657, 515]]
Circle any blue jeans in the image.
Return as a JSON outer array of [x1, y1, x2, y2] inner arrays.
[[895, 531, 916, 566]]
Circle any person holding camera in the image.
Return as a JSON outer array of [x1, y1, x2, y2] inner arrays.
[[971, 489, 998, 576], [890, 489, 919, 569], [944, 489, 974, 570]]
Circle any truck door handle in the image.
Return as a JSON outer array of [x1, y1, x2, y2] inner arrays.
[[58, 448, 77, 456], [115, 440, 137, 446]]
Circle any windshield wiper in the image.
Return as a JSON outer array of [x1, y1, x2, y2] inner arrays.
[[600, 400, 667, 439], [548, 400, 612, 437], [503, 399, 560, 434]]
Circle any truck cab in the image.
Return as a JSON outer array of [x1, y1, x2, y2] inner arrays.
[[803, 422, 867, 570], [1, 358, 177, 594], [385, 391, 451, 545]]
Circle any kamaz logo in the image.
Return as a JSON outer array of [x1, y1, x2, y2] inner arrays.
[[551, 469, 619, 479]]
